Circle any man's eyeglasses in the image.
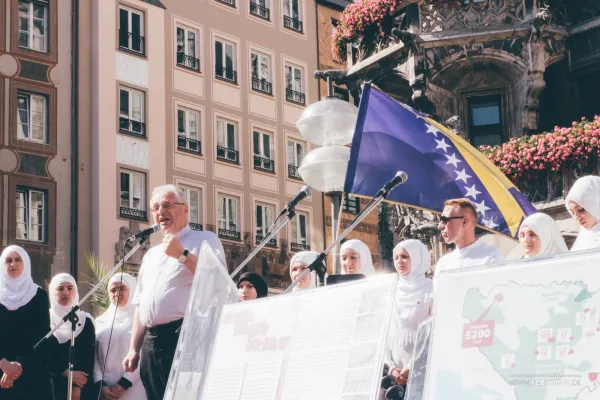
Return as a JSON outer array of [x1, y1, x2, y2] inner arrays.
[[151, 202, 185, 212], [439, 215, 465, 224]]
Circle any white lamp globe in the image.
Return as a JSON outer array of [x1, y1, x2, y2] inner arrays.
[[298, 146, 350, 193], [296, 98, 358, 147]]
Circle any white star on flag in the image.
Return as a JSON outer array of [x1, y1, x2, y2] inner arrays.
[[464, 184, 482, 200], [435, 138, 451, 153], [475, 200, 491, 216], [482, 217, 499, 229], [425, 123, 440, 137], [445, 153, 462, 168], [455, 169, 471, 184]]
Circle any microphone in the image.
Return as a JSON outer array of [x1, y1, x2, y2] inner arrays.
[[376, 171, 408, 197], [126, 224, 160, 242], [279, 186, 312, 216]]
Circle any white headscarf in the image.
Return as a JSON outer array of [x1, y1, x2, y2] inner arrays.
[[519, 213, 568, 257], [340, 239, 376, 276], [95, 273, 137, 333], [393, 240, 433, 304], [49, 273, 92, 344], [0, 245, 40, 311], [289, 251, 320, 292], [565, 175, 600, 251]]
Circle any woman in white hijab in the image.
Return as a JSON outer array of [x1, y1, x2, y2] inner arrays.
[[386, 240, 433, 386], [0, 245, 52, 398], [340, 239, 376, 276], [289, 251, 321, 291], [518, 213, 568, 258], [47, 273, 96, 400], [565, 175, 600, 251], [94, 273, 146, 400]]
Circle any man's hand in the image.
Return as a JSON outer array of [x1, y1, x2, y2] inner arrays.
[[101, 386, 119, 400], [110, 384, 125, 397], [123, 349, 140, 373], [162, 234, 184, 260]]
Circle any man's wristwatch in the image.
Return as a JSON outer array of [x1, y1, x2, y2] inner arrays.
[[178, 249, 189, 263]]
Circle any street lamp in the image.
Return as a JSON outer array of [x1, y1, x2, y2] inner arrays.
[[296, 70, 359, 274]]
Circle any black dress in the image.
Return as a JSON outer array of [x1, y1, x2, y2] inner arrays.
[[0, 287, 52, 400], [47, 315, 96, 400]]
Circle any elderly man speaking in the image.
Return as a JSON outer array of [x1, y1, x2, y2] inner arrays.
[[123, 184, 226, 400]]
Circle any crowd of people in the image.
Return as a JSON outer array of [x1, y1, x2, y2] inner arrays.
[[1, 175, 599, 399]]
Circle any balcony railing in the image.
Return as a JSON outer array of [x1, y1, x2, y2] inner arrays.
[[189, 222, 203, 231], [177, 52, 200, 72], [118, 30, 145, 55], [250, 2, 270, 20], [288, 164, 302, 180], [219, 228, 241, 241], [256, 235, 277, 247], [283, 15, 303, 33], [217, 146, 239, 164], [291, 242, 310, 252], [178, 135, 202, 155], [120, 207, 147, 221], [119, 118, 146, 137], [254, 155, 275, 173], [215, 65, 238, 83], [216, 0, 236, 6], [286, 88, 305, 105], [252, 77, 272, 95]]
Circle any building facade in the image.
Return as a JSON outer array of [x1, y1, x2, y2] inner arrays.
[[0, 0, 75, 286], [78, 0, 323, 292]]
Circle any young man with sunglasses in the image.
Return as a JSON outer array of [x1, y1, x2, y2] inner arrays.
[[123, 184, 226, 400], [433, 198, 504, 291]]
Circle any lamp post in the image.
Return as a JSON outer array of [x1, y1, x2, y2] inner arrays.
[[295, 70, 358, 274]]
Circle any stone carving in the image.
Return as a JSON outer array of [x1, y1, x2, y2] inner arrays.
[[445, 116, 465, 135], [325, 216, 377, 234], [419, 0, 526, 33], [115, 221, 151, 266]]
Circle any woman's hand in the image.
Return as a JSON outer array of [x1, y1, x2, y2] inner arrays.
[[0, 359, 22, 380], [71, 371, 88, 388], [71, 385, 81, 400], [397, 367, 410, 385], [1, 373, 14, 389], [101, 385, 119, 400]]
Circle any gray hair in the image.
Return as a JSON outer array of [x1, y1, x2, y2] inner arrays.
[[150, 184, 186, 205]]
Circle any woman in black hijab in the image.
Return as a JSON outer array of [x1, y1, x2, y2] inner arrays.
[[237, 272, 268, 301]]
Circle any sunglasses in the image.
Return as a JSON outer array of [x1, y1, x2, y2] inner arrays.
[[439, 215, 465, 224]]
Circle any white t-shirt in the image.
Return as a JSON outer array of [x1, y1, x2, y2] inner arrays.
[[133, 226, 226, 327], [433, 239, 504, 291]]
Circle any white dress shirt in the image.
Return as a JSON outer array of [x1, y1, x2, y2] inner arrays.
[[433, 239, 504, 291], [133, 226, 226, 327]]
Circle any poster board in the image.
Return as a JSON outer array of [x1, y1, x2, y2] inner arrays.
[[425, 249, 600, 400], [199, 274, 399, 400], [164, 242, 240, 400], [405, 317, 432, 400]]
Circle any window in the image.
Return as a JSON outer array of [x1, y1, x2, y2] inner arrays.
[[119, 7, 145, 55], [119, 87, 145, 137], [176, 26, 200, 71], [15, 187, 45, 242], [250, 0, 270, 20], [18, 0, 48, 52], [177, 107, 201, 155], [218, 195, 240, 240], [119, 170, 146, 220], [343, 194, 360, 214], [283, 0, 302, 33], [16, 92, 46, 143], [290, 212, 309, 252], [215, 39, 237, 83], [285, 64, 305, 105], [253, 131, 274, 173], [287, 140, 304, 180], [256, 203, 276, 247], [251, 52, 272, 94], [333, 86, 349, 102], [180, 186, 202, 231], [467, 94, 504, 146], [216, 119, 239, 164], [216, 0, 236, 7]]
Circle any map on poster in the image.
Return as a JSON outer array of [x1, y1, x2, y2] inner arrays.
[[426, 250, 600, 400]]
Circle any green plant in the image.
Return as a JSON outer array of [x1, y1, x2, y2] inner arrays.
[[83, 253, 133, 315]]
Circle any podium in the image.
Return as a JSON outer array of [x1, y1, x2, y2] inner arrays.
[[175, 273, 399, 400], [164, 242, 240, 400]]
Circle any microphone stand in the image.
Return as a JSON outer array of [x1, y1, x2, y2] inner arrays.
[[284, 183, 402, 294], [33, 235, 152, 400], [230, 208, 297, 279]]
